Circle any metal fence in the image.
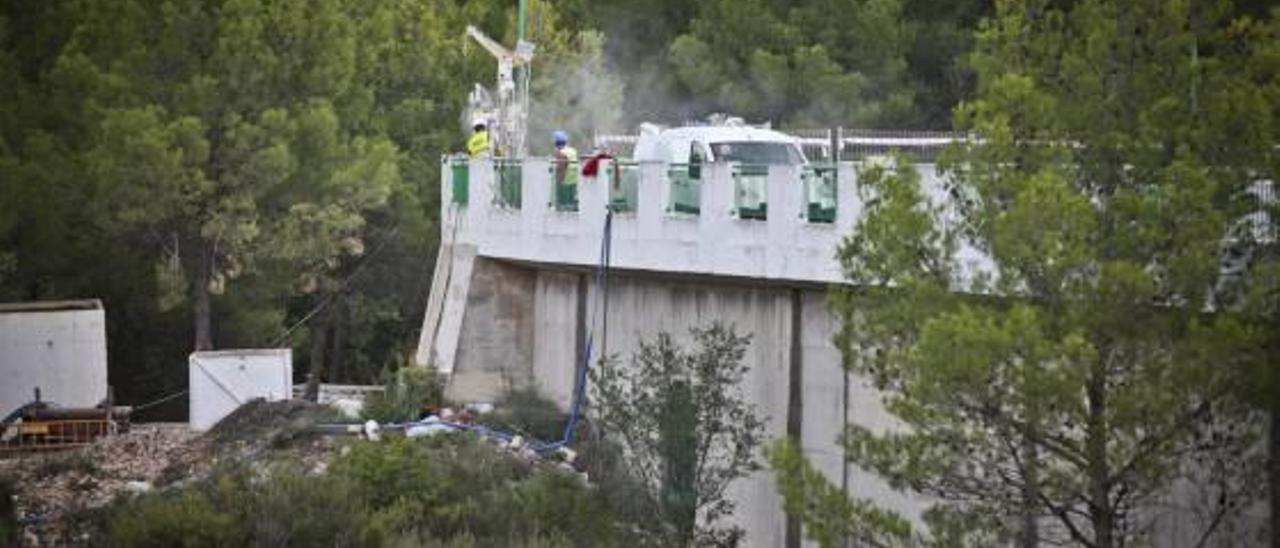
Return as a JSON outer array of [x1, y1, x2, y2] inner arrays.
[[0, 419, 120, 453], [789, 128, 965, 163]]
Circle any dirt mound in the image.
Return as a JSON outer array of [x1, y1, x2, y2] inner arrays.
[[207, 398, 330, 446], [2, 399, 342, 546], [158, 398, 334, 485], [0, 424, 194, 545]]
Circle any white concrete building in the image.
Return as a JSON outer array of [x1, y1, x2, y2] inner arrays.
[[0, 299, 109, 416]]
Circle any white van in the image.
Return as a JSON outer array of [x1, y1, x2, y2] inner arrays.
[[633, 123, 808, 167], [632, 123, 822, 219]]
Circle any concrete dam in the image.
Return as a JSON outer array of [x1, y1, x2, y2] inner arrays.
[[412, 157, 1262, 546], [416, 157, 935, 546]]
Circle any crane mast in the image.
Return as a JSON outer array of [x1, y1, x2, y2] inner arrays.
[[465, 1, 535, 158]]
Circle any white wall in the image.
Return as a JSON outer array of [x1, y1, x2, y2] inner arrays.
[[189, 349, 293, 430], [441, 158, 993, 289], [0, 302, 108, 415]]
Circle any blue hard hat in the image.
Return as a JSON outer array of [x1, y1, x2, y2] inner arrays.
[[552, 130, 568, 146]]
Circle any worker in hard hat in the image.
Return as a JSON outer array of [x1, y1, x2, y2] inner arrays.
[[552, 130, 579, 211], [467, 118, 491, 158]]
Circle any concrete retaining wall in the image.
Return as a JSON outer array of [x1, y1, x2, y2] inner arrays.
[[439, 260, 925, 547]]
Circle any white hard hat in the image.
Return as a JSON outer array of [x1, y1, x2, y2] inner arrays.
[[472, 118, 487, 128]]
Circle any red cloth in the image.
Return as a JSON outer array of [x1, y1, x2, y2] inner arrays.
[[581, 152, 613, 178]]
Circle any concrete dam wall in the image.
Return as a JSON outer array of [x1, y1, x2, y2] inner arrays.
[[414, 159, 1269, 546], [439, 256, 926, 547]]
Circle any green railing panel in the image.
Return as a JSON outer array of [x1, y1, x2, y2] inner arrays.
[[668, 164, 701, 215], [549, 162, 579, 212], [609, 163, 639, 213], [450, 159, 469, 206], [805, 165, 837, 223], [733, 164, 768, 220], [495, 159, 522, 209]]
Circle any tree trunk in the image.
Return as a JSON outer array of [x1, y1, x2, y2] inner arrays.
[[1020, 427, 1039, 548], [330, 300, 347, 383], [1087, 361, 1113, 548], [660, 380, 697, 546], [191, 242, 213, 351], [304, 302, 329, 402]]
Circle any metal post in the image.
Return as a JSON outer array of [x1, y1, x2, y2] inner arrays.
[[517, 0, 527, 42]]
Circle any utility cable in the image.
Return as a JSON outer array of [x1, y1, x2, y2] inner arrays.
[[269, 225, 401, 347], [131, 389, 190, 412], [555, 208, 613, 448]]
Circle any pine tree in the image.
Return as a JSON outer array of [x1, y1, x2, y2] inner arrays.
[[771, 1, 1276, 546]]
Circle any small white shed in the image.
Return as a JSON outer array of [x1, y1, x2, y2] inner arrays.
[[0, 299, 109, 416], [188, 349, 293, 431]]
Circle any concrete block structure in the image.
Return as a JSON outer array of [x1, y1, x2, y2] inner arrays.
[[0, 299, 109, 416], [189, 349, 293, 430]]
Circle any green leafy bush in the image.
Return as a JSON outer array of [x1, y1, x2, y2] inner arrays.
[[362, 367, 446, 423], [478, 387, 568, 441], [106, 435, 643, 547], [107, 484, 247, 547]]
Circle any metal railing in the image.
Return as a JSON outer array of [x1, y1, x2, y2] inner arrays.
[[804, 165, 838, 223], [732, 164, 769, 220], [0, 419, 120, 453], [445, 158, 848, 224], [608, 161, 640, 213], [667, 163, 701, 215], [449, 158, 469, 206], [494, 159, 522, 209]]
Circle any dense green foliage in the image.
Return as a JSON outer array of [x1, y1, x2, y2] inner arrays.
[[106, 435, 639, 547], [0, 0, 599, 415], [577, 0, 987, 128], [4, 0, 1277, 543], [590, 324, 766, 546], [360, 366, 447, 424], [0, 0, 991, 416], [772, 0, 1279, 546]]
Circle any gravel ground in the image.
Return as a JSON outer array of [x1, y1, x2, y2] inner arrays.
[[0, 400, 340, 546]]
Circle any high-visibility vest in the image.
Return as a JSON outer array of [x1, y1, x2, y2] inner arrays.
[[467, 131, 491, 158], [555, 146, 578, 186]]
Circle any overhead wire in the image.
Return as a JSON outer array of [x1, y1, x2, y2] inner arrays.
[[269, 225, 402, 347]]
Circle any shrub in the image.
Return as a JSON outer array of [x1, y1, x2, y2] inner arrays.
[[106, 434, 644, 547], [107, 487, 247, 547], [250, 468, 370, 547], [362, 367, 446, 423], [589, 323, 765, 546], [479, 387, 568, 442]]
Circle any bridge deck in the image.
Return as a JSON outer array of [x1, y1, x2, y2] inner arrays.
[[441, 158, 992, 285]]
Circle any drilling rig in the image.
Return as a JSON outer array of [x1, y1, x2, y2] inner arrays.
[[465, 0, 535, 158]]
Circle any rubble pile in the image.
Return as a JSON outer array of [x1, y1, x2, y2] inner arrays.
[[159, 399, 336, 484], [0, 424, 193, 545], [0, 399, 582, 546], [0, 399, 337, 546]]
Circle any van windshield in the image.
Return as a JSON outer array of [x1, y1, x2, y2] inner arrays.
[[710, 142, 802, 165]]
